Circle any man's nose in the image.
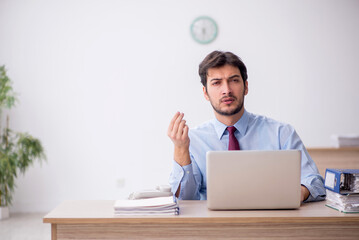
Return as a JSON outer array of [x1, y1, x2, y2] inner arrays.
[[221, 82, 231, 95]]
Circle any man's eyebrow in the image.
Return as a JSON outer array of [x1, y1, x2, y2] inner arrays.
[[209, 74, 241, 81], [228, 74, 241, 79]]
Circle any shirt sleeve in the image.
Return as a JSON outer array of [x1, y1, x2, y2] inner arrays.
[[168, 153, 202, 200], [280, 125, 326, 202]]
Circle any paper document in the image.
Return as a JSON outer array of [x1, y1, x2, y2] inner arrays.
[[326, 190, 359, 213], [114, 196, 179, 215]]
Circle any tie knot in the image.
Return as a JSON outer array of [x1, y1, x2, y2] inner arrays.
[[227, 126, 237, 135]]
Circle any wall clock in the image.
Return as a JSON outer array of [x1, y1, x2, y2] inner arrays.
[[190, 16, 218, 44]]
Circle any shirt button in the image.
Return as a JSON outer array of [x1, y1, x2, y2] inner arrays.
[[186, 171, 190, 174]]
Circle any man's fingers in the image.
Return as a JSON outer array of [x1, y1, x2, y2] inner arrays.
[[177, 120, 186, 138], [167, 112, 180, 135], [183, 125, 189, 138], [168, 112, 189, 145], [171, 113, 184, 138]]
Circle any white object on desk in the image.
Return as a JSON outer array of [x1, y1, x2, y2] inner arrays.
[[128, 185, 173, 200], [114, 196, 179, 215], [331, 134, 359, 148]]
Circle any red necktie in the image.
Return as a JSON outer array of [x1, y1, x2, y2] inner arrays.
[[227, 126, 240, 150]]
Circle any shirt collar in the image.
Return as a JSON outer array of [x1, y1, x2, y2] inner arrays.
[[212, 109, 250, 140]]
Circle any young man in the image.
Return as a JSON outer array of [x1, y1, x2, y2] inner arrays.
[[168, 51, 326, 202]]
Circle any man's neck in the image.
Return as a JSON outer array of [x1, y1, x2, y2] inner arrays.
[[214, 108, 245, 126]]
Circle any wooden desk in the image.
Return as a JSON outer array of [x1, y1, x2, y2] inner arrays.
[[308, 147, 359, 177], [43, 200, 359, 239]]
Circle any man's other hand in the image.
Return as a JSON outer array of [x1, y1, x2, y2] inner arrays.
[[301, 185, 310, 202], [167, 112, 191, 166]]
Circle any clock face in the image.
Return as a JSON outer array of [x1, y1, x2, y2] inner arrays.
[[190, 16, 218, 44]]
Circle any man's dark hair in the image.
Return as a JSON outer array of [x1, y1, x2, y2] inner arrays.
[[198, 51, 248, 88]]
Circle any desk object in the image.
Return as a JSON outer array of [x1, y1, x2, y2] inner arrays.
[[324, 169, 359, 213], [114, 196, 179, 215], [331, 134, 359, 148], [325, 168, 359, 194], [43, 200, 359, 240]]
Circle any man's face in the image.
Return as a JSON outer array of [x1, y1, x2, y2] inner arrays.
[[203, 64, 248, 116]]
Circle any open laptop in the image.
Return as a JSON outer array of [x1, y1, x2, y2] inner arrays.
[[206, 150, 301, 210]]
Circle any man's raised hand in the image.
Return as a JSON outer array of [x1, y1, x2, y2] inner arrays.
[[167, 112, 191, 166]]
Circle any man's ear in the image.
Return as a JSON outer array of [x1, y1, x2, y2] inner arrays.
[[203, 86, 210, 101], [244, 81, 249, 96]]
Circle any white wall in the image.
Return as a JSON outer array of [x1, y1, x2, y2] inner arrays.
[[0, 0, 358, 212]]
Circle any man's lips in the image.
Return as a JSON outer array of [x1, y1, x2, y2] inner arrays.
[[221, 97, 235, 104]]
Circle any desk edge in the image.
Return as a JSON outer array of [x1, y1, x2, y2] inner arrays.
[[43, 216, 359, 224]]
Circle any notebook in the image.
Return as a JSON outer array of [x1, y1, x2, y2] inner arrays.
[[206, 150, 301, 210]]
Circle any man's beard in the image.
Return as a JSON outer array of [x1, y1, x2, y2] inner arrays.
[[210, 95, 244, 116]]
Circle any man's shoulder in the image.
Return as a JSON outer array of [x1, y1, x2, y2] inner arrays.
[[190, 119, 215, 133], [188, 119, 219, 139], [247, 111, 298, 146], [247, 111, 294, 130], [188, 119, 221, 153]]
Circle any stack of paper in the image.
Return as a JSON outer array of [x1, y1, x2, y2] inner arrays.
[[326, 190, 359, 213], [114, 196, 179, 215], [325, 169, 359, 213], [331, 134, 359, 148], [349, 173, 359, 192]]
